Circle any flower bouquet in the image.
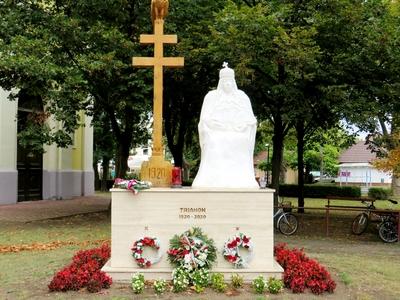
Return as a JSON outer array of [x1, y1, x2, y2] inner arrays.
[[113, 178, 152, 194]]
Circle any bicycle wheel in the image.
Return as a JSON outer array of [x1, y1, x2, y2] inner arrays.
[[278, 213, 298, 235], [378, 221, 398, 243], [352, 213, 369, 235]]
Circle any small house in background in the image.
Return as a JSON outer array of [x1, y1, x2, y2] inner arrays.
[[335, 140, 391, 187]]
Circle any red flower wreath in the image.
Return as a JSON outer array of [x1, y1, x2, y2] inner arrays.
[[223, 233, 253, 268], [131, 237, 162, 268]]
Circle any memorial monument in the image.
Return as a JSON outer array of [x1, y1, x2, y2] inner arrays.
[[103, 0, 282, 282]]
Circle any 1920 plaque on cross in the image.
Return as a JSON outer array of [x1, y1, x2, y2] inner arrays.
[[140, 156, 172, 187]]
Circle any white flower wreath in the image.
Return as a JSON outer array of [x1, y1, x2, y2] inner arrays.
[[222, 233, 253, 268], [131, 237, 162, 268]]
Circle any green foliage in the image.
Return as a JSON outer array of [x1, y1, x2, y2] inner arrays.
[[210, 273, 227, 292], [368, 188, 393, 200], [230, 273, 244, 289], [208, 0, 359, 192], [163, 0, 227, 167], [267, 277, 283, 294], [251, 275, 267, 294], [339, 272, 352, 286], [182, 179, 194, 187], [131, 273, 145, 294], [279, 184, 361, 198], [153, 279, 167, 295], [172, 267, 190, 293], [124, 172, 139, 180], [168, 227, 217, 270], [284, 126, 355, 177], [190, 269, 210, 293], [0, 0, 152, 177], [255, 120, 273, 155]]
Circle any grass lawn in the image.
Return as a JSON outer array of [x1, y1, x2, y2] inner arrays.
[[282, 196, 400, 210], [0, 205, 399, 299]]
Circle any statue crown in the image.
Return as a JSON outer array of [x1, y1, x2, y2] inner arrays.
[[219, 62, 235, 79]]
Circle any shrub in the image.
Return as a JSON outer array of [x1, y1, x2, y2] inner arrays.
[[190, 268, 210, 293], [172, 267, 190, 292], [48, 244, 112, 293], [279, 184, 361, 198], [267, 277, 283, 294], [368, 187, 392, 200], [252, 275, 267, 294], [211, 273, 227, 292], [274, 243, 336, 295], [131, 273, 145, 294], [153, 279, 167, 295], [182, 179, 193, 186], [231, 273, 244, 288]]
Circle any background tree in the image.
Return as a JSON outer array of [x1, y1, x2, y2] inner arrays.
[[208, 1, 314, 205], [336, 0, 400, 195], [163, 0, 227, 170], [208, 0, 357, 207], [0, 0, 153, 178]]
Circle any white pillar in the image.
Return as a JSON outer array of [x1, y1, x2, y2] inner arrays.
[[0, 89, 18, 204], [42, 116, 75, 200]]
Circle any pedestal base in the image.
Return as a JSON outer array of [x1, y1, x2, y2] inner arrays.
[[103, 188, 283, 281]]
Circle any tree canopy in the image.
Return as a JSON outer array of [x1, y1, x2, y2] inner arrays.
[[1, 0, 399, 193]]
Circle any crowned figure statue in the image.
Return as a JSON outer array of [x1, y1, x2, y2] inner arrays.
[[192, 63, 259, 188]]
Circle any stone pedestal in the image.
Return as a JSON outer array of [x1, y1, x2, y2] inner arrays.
[[102, 188, 283, 282]]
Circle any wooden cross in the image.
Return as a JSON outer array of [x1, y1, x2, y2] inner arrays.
[[132, 19, 184, 157]]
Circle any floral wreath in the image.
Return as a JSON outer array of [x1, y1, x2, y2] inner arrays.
[[223, 233, 253, 268], [131, 237, 162, 268], [167, 227, 217, 271], [114, 178, 152, 194]]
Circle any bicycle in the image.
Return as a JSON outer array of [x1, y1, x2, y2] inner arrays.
[[274, 200, 298, 235], [378, 211, 399, 243], [352, 199, 398, 243]]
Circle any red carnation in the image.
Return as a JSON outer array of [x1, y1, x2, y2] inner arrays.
[[242, 236, 250, 243], [226, 255, 237, 263]]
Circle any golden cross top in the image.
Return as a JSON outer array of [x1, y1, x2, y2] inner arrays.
[[132, 19, 184, 156], [133, 24, 184, 68]]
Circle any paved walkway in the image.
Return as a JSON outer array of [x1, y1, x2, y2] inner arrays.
[[0, 195, 111, 222]]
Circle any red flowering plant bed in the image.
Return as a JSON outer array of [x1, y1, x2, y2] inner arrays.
[[48, 244, 112, 293], [274, 243, 336, 294]]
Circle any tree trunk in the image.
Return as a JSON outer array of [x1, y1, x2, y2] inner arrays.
[[164, 100, 187, 168], [392, 175, 400, 196], [93, 160, 100, 191], [101, 157, 110, 191], [271, 116, 285, 209], [166, 125, 184, 167], [115, 142, 130, 178], [296, 120, 305, 213]]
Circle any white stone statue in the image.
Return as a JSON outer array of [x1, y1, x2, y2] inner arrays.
[[192, 63, 259, 188]]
